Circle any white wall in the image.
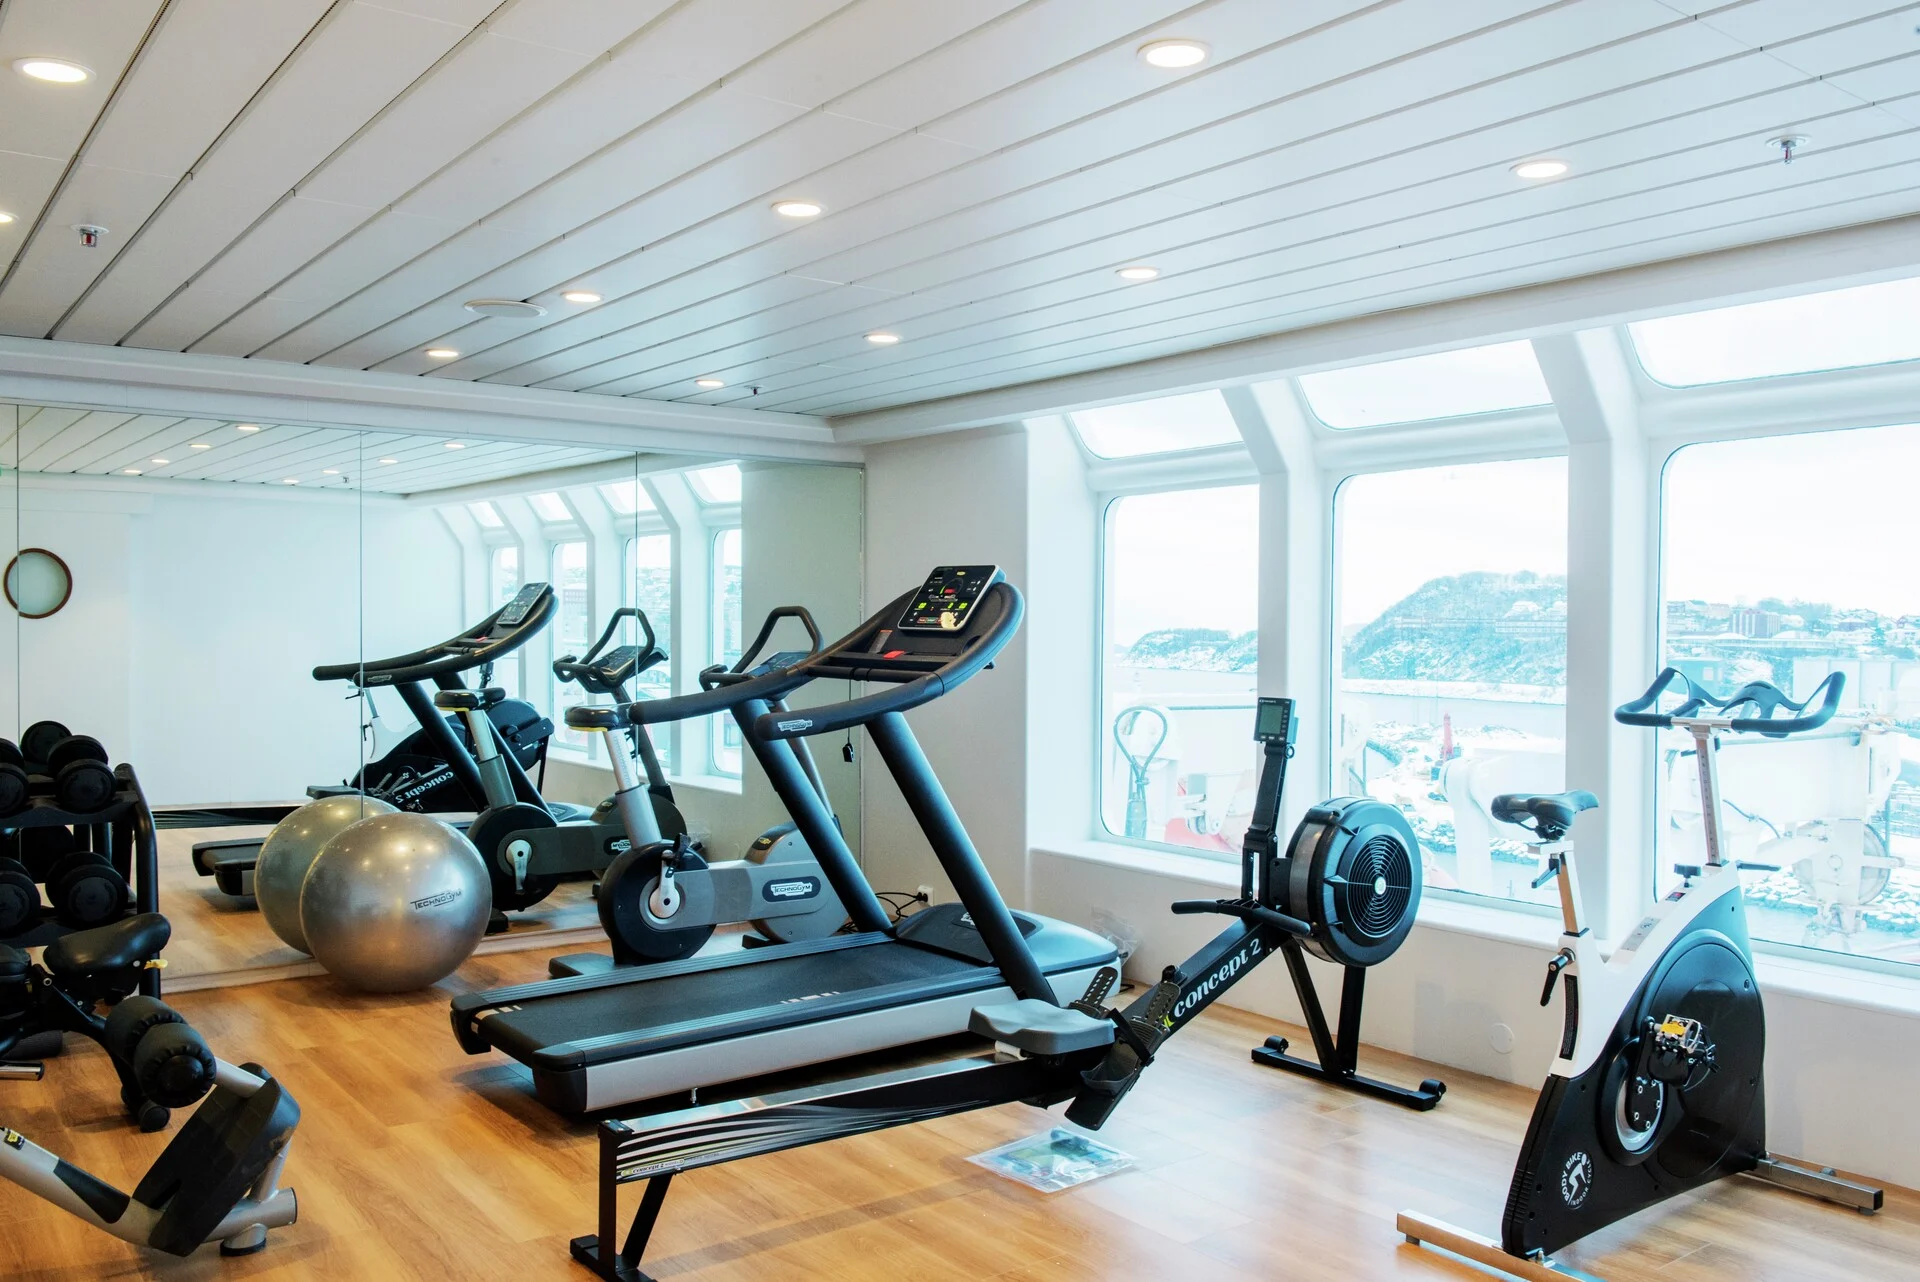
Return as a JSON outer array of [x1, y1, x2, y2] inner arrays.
[[4, 477, 461, 804], [861, 426, 1029, 899]]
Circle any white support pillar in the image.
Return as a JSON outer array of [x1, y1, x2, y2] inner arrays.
[[652, 474, 708, 775], [496, 496, 548, 719], [1231, 382, 1327, 833], [1532, 330, 1652, 941]]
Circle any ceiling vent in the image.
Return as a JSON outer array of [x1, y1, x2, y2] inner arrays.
[[463, 298, 547, 319]]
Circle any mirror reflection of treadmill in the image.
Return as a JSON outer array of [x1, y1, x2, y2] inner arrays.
[[450, 566, 1119, 1115]]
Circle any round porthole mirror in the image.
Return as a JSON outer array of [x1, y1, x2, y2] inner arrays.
[[4, 548, 73, 619]]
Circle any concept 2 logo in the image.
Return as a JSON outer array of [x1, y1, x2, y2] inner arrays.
[[1560, 1152, 1593, 1209], [1169, 937, 1263, 1024]]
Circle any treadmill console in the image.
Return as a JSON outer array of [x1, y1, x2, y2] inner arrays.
[[1253, 696, 1296, 746], [897, 565, 1001, 632], [496, 581, 549, 629]]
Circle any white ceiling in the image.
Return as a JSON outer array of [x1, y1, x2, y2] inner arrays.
[[0, 0, 1915, 422], [0, 404, 628, 492]]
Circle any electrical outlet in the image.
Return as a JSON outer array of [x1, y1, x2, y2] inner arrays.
[[917, 885, 935, 903]]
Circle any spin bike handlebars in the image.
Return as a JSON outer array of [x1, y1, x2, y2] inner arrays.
[[552, 607, 664, 690], [312, 583, 557, 688], [1614, 667, 1845, 737], [565, 606, 825, 730]]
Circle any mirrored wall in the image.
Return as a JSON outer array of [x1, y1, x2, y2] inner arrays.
[[0, 397, 863, 983]]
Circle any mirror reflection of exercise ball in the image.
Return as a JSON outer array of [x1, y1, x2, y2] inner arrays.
[[256, 795, 398, 954], [299, 812, 491, 993]]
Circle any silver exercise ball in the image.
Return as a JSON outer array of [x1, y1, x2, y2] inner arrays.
[[298, 812, 491, 993], [255, 794, 398, 954]]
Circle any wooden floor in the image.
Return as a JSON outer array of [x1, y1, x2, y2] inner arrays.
[[152, 824, 606, 989], [2, 943, 1914, 1281]]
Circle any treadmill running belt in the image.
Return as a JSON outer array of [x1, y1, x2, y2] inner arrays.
[[480, 942, 988, 1069]]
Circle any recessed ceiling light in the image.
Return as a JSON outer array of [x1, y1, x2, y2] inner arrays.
[[866, 332, 901, 345], [463, 298, 546, 319], [236, 423, 260, 432], [283, 478, 299, 485], [772, 199, 825, 218], [0, 212, 14, 225], [444, 441, 466, 450], [189, 442, 211, 450], [379, 457, 399, 465], [1511, 158, 1569, 181], [1138, 39, 1209, 69], [696, 378, 726, 389], [150, 457, 169, 465], [322, 468, 340, 475], [1116, 265, 1161, 281], [562, 290, 602, 304], [14, 58, 92, 84], [122, 468, 142, 475], [426, 348, 460, 359]]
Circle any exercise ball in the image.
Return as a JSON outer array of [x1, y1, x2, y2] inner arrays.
[[299, 812, 490, 993], [256, 795, 397, 954]]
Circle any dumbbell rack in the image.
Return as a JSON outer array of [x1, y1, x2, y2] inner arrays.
[[1, 766, 160, 996]]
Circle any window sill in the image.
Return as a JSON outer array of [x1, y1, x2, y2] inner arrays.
[[668, 772, 743, 797]]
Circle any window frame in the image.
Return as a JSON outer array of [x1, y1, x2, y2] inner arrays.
[[707, 523, 744, 778], [1091, 470, 1261, 860]]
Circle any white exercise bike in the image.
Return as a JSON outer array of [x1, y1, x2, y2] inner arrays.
[[1400, 668, 1882, 1280]]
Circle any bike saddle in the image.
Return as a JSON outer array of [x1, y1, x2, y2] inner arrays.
[[41, 913, 170, 978], [1491, 791, 1598, 841]]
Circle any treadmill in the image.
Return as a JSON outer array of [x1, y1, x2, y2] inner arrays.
[[450, 565, 1117, 1116], [171, 582, 585, 894]]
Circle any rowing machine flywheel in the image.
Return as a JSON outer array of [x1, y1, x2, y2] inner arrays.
[[1280, 797, 1422, 968]]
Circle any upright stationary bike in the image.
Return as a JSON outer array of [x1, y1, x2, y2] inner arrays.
[[1400, 669, 1883, 1281]]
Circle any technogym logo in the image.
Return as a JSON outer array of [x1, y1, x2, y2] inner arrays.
[[764, 878, 820, 901], [410, 889, 463, 912], [1560, 1152, 1593, 1209]]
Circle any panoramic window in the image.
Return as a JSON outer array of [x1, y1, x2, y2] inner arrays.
[[1630, 275, 1920, 387], [528, 491, 570, 523], [1100, 485, 1259, 853], [710, 527, 744, 776], [600, 478, 655, 515], [1069, 390, 1242, 459], [688, 464, 742, 504], [624, 534, 673, 701], [550, 540, 592, 751], [1333, 457, 1568, 907], [488, 545, 521, 699], [1300, 341, 1551, 429], [1661, 424, 1920, 967]]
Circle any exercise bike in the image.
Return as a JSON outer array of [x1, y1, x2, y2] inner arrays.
[[562, 606, 849, 968], [1399, 669, 1884, 1281]]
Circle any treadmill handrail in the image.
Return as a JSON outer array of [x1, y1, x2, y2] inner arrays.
[[314, 585, 557, 686], [749, 582, 1022, 740]]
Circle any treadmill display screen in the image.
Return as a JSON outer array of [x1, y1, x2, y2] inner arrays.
[[898, 565, 1000, 632], [1253, 697, 1296, 745], [497, 581, 548, 628]]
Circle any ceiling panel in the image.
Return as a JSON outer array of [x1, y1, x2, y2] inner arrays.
[[0, 0, 1916, 420]]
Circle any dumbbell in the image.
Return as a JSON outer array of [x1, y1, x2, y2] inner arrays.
[[18, 721, 70, 767], [0, 857, 42, 937], [45, 851, 128, 929], [16, 825, 77, 883], [46, 736, 115, 814], [0, 740, 25, 818]]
